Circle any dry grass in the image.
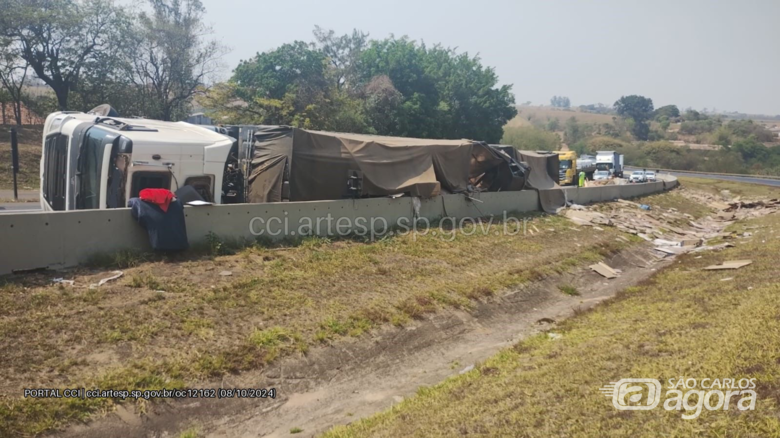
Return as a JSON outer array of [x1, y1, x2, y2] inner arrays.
[[507, 106, 615, 128], [323, 182, 780, 438], [0, 209, 640, 436], [0, 125, 42, 191], [0, 143, 40, 191], [678, 176, 780, 199]]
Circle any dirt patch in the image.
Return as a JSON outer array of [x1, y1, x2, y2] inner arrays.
[[56, 245, 671, 438]]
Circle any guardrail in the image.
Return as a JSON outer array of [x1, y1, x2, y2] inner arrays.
[[0, 177, 677, 276]]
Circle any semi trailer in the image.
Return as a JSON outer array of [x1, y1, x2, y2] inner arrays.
[[40, 112, 525, 211]]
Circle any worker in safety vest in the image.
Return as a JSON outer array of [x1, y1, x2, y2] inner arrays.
[[578, 171, 586, 187]]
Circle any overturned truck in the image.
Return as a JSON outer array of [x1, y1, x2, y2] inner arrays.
[[231, 126, 528, 203], [39, 111, 529, 211]]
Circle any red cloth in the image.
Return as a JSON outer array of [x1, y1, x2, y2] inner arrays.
[[139, 188, 174, 212]]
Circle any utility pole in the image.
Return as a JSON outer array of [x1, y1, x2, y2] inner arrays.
[[10, 127, 19, 200]]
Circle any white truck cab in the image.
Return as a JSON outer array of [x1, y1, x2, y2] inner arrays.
[[40, 112, 235, 211]]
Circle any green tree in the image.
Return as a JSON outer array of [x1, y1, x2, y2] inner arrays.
[[732, 137, 769, 163], [654, 104, 680, 120], [212, 31, 516, 142], [0, 0, 127, 110], [228, 41, 331, 127], [614, 95, 654, 140], [357, 36, 516, 142]]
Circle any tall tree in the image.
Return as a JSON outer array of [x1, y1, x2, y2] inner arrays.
[[654, 104, 680, 120], [130, 0, 222, 121], [209, 30, 517, 142], [0, 39, 28, 125], [312, 26, 368, 90], [0, 0, 126, 110], [357, 37, 516, 142], [0, 88, 10, 124], [226, 41, 330, 127], [614, 95, 654, 140], [551, 96, 570, 108]]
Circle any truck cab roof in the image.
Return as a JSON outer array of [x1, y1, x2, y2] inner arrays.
[[46, 112, 232, 148]]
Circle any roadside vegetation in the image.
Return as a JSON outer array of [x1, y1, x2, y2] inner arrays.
[[0, 208, 644, 436], [501, 99, 779, 176], [324, 179, 780, 438], [0, 125, 41, 191]]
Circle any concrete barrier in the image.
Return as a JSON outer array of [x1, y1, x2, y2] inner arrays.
[[0, 177, 675, 275]]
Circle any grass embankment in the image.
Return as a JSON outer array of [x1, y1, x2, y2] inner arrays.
[[0, 207, 646, 436], [0, 125, 43, 191], [678, 176, 780, 198], [324, 180, 780, 438]]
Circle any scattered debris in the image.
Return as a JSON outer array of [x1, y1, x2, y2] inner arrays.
[[547, 332, 563, 340], [704, 260, 753, 271], [560, 187, 780, 264], [720, 277, 734, 282], [536, 317, 556, 325], [52, 278, 75, 286], [637, 233, 653, 242], [564, 210, 612, 227], [459, 364, 475, 374], [693, 243, 734, 252], [653, 239, 680, 247], [219, 270, 233, 277], [616, 199, 641, 208], [90, 271, 124, 288], [680, 239, 702, 247], [590, 262, 618, 279]]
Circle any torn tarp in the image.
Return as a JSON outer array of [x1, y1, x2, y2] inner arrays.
[[518, 151, 566, 213], [246, 127, 526, 203]]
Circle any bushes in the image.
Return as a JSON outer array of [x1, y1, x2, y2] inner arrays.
[[679, 119, 721, 135], [619, 140, 780, 175], [501, 126, 561, 151]]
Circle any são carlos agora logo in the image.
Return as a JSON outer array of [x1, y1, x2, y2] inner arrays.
[[600, 378, 758, 420]]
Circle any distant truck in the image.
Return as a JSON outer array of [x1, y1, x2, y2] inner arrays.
[[576, 154, 597, 179], [555, 150, 578, 185], [595, 151, 624, 178]]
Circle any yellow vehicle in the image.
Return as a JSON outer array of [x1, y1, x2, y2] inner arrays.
[[555, 150, 578, 186]]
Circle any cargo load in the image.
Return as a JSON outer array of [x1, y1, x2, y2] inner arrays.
[[247, 127, 527, 203]]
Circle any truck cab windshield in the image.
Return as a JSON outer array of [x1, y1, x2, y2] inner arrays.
[[76, 127, 116, 209], [560, 160, 573, 170]]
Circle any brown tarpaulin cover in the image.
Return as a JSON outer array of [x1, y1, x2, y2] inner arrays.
[[519, 151, 566, 213], [248, 127, 522, 203], [247, 126, 293, 203]]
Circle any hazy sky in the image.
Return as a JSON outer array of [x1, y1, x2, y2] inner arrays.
[[200, 0, 780, 115]]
